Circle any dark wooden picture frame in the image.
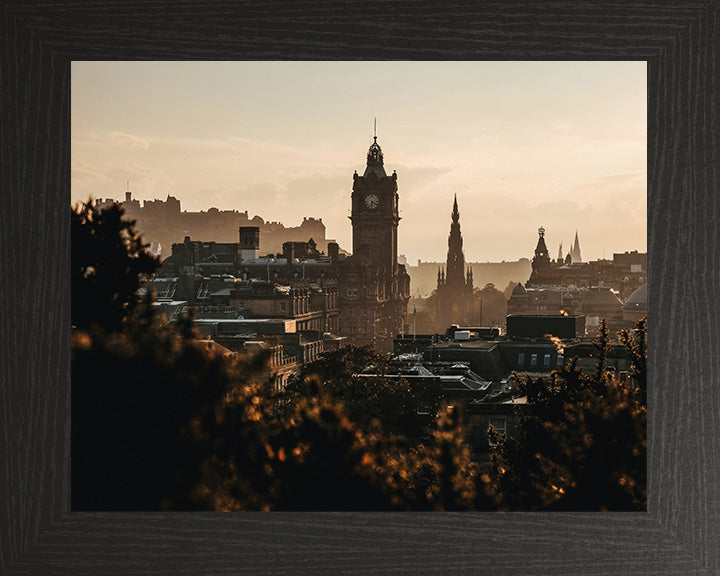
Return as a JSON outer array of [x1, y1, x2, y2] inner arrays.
[[2, 2, 718, 574]]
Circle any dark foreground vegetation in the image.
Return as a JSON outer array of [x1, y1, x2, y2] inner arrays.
[[72, 201, 646, 511]]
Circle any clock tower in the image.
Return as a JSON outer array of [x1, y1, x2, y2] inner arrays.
[[350, 135, 399, 277], [339, 134, 410, 352]]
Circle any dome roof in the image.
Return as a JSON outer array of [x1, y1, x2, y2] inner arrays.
[[512, 283, 527, 296], [623, 283, 647, 309]]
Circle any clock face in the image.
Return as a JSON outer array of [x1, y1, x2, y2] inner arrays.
[[364, 194, 379, 209]]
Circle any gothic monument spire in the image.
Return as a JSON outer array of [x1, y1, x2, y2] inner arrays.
[[445, 194, 468, 290]]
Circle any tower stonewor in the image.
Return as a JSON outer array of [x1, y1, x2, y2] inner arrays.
[[338, 135, 410, 352], [351, 136, 398, 275]]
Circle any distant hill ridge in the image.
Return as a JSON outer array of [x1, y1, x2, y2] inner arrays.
[[407, 259, 532, 298]]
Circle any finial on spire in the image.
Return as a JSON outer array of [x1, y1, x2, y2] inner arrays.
[[451, 195, 460, 225]]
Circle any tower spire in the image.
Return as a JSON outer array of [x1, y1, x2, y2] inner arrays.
[[374, 117, 376, 140], [445, 195, 466, 289], [571, 230, 582, 263]]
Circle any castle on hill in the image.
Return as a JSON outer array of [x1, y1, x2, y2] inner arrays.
[[95, 192, 338, 259]]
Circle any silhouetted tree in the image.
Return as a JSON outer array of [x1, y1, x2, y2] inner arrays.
[[70, 200, 260, 509], [470, 283, 507, 327], [71, 200, 159, 332], [197, 377, 478, 511], [198, 375, 392, 511], [618, 317, 647, 404], [72, 199, 478, 511], [280, 345, 440, 443], [488, 318, 647, 511], [72, 304, 269, 510]]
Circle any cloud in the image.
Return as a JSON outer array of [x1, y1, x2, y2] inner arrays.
[[71, 161, 112, 184], [578, 172, 646, 189], [108, 132, 149, 149]]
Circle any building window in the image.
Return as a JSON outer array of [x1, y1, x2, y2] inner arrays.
[[557, 354, 564, 366], [543, 354, 551, 367], [530, 354, 538, 366], [517, 353, 525, 366], [488, 418, 507, 446]]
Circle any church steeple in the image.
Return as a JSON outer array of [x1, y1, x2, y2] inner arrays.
[[571, 230, 582, 263]]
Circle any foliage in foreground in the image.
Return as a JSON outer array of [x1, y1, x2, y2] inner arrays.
[[71, 200, 159, 333], [279, 345, 441, 443], [71, 199, 646, 511], [489, 319, 647, 510], [73, 312, 479, 510], [72, 197, 477, 511]]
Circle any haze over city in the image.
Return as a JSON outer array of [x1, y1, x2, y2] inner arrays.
[[71, 61, 646, 263], [71, 60, 649, 514]]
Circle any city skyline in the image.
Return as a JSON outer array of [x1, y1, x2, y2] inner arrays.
[[72, 61, 647, 263]]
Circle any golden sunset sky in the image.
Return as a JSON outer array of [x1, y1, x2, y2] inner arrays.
[[72, 61, 646, 263]]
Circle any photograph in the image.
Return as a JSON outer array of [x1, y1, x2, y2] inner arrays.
[[71, 61, 647, 511]]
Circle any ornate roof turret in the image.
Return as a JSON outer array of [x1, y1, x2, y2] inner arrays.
[[364, 136, 387, 177], [531, 226, 552, 273], [535, 226, 549, 258]]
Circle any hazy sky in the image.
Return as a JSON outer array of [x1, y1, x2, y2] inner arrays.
[[72, 61, 646, 263]]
